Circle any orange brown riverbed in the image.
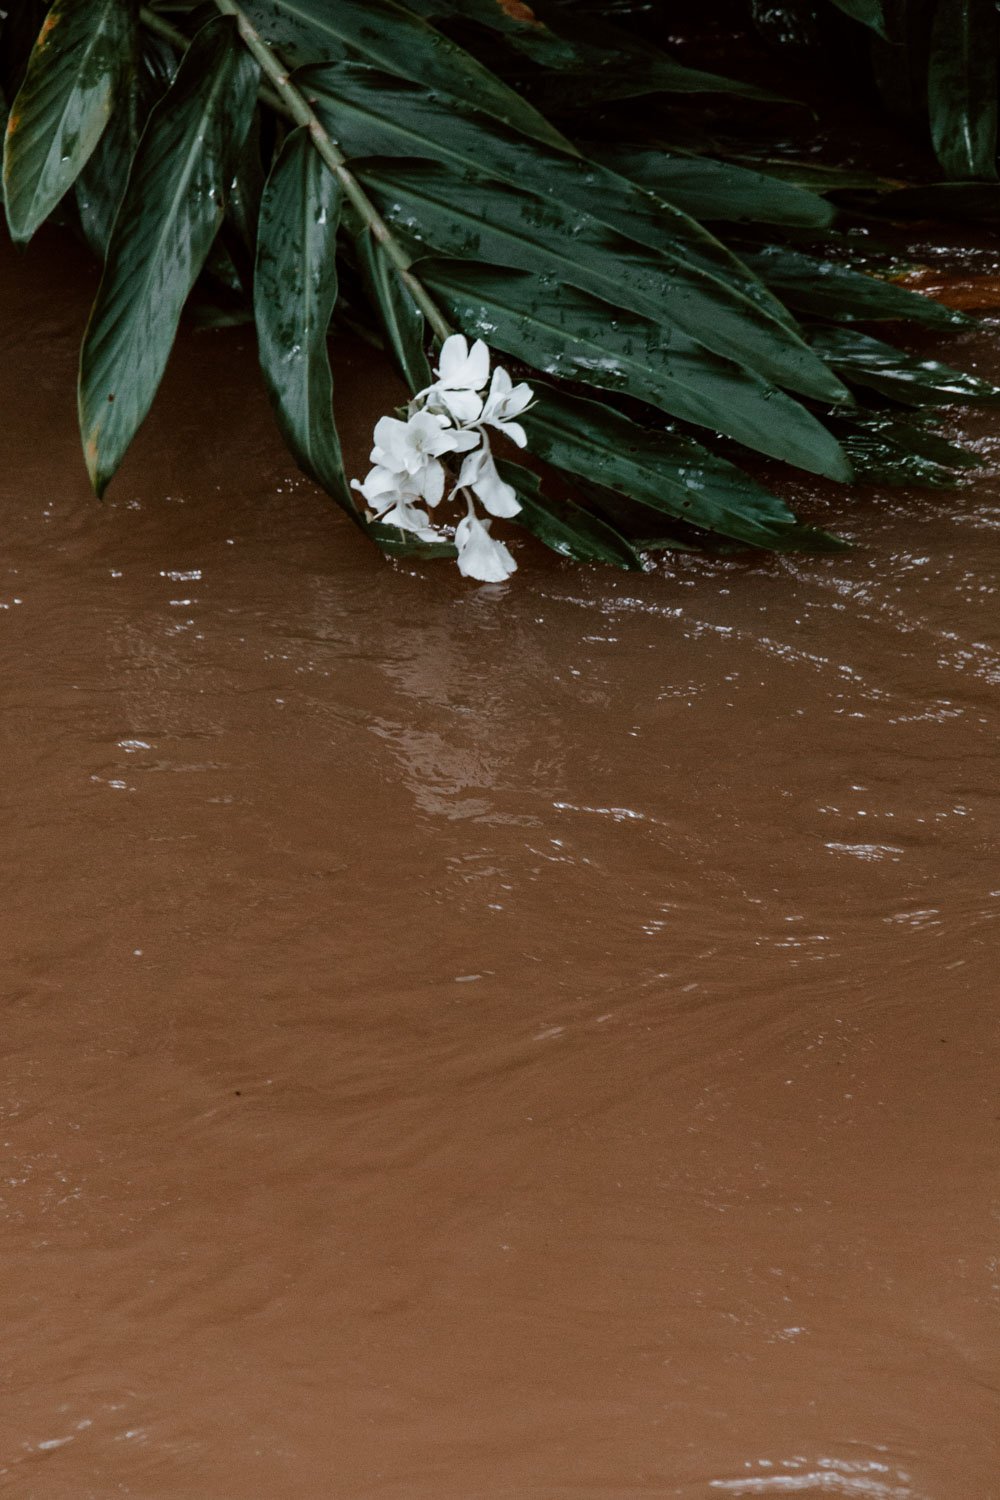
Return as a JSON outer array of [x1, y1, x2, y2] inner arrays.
[[1, 234, 998, 1500]]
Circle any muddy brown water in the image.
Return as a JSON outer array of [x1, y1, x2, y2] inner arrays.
[[1, 233, 998, 1500]]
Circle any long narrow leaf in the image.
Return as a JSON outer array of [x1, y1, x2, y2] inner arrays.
[[809, 325, 1000, 404], [354, 226, 432, 392], [591, 147, 835, 228], [255, 127, 348, 503], [738, 244, 969, 326], [833, 411, 983, 486], [243, 0, 567, 148], [827, 0, 889, 36], [306, 65, 848, 404], [497, 460, 645, 570], [518, 384, 846, 548], [362, 161, 845, 402], [4, 0, 135, 241], [424, 262, 852, 481], [74, 29, 177, 259], [78, 16, 258, 495], [927, 0, 998, 180]]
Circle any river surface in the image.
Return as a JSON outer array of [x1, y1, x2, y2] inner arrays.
[[1, 234, 998, 1499]]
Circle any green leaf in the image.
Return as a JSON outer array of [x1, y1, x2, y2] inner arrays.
[[227, 105, 264, 256], [74, 76, 135, 258], [354, 226, 432, 392], [74, 29, 177, 260], [0, 0, 50, 124], [827, 0, 889, 37], [877, 180, 1000, 218], [423, 263, 852, 481], [395, 0, 580, 69], [304, 63, 844, 399], [255, 127, 348, 503], [362, 160, 845, 402], [364, 519, 457, 559], [928, 0, 998, 180], [497, 460, 645, 570], [522, 2, 796, 105], [242, 0, 568, 149], [3, 0, 135, 241], [400, 0, 792, 99], [832, 410, 982, 487], [78, 16, 258, 495], [809, 325, 1000, 404], [518, 382, 846, 547], [591, 147, 835, 228], [725, 155, 898, 191], [737, 243, 969, 325]]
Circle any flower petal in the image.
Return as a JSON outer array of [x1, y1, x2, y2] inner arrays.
[[476, 465, 521, 518], [503, 381, 535, 418], [464, 338, 490, 391], [491, 418, 528, 449], [434, 388, 483, 425], [370, 414, 408, 468], [380, 499, 441, 541], [352, 464, 405, 506], [487, 366, 512, 402], [421, 457, 445, 507], [436, 333, 469, 385], [455, 512, 517, 582], [457, 445, 521, 517]]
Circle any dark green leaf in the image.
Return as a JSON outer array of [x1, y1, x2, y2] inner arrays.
[[74, 76, 135, 258], [827, 0, 889, 36], [395, 0, 580, 69], [877, 180, 1000, 218], [738, 243, 969, 325], [255, 127, 348, 504], [497, 459, 645, 569], [362, 160, 845, 402], [726, 156, 898, 191], [423, 262, 852, 480], [590, 147, 835, 227], [832, 410, 981, 486], [518, 382, 846, 546], [928, 0, 998, 180], [401, 0, 792, 98], [523, 2, 796, 104], [303, 63, 841, 393], [364, 519, 458, 559], [242, 0, 568, 148], [810, 325, 1000, 404], [0, 0, 49, 123], [354, 226, 432, 392], [228, 106, 264, 255], [78, 16, 258, 495], [74, 28, 176, 259], [3, 0, 135, 241]]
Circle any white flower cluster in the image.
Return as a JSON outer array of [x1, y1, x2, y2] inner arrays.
[[351, 335, 534, 583]]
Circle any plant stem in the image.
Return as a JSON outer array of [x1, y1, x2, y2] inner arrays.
[[206, 0, 453, 343]]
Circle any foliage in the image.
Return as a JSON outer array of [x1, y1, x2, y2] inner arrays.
[[1, 0, 998, 576]]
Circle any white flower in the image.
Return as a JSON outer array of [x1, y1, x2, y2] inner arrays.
[[422, 334, 491, 423], [378, 498, 442, 542], [455, 506, 517, 583], [456, 443, 521, 519], [350, 335, 537, 583], [371, 410, 476, 473], [480, 366, 533, 448], [437, 333, 490, 393], [351, 463, 406, 506]]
